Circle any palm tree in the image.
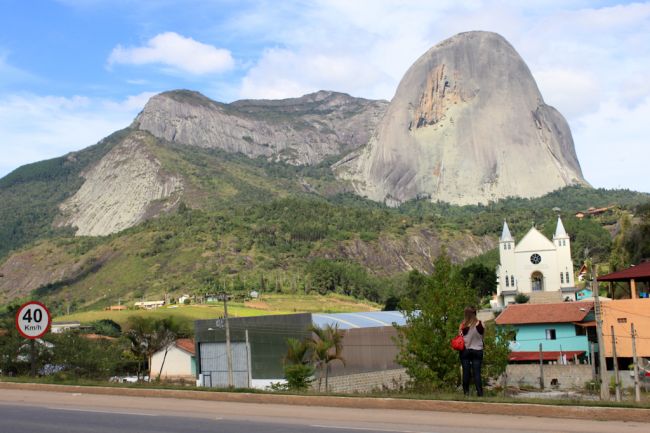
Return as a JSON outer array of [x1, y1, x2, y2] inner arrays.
[[284, 338, 310, 365], [283, 338, 314, 390], [309, 324, 345, 392]]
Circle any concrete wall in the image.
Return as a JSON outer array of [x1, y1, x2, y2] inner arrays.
[[312, 368, 408, 394], [506, 364, 593, 390], [601, 299, 650, 357]]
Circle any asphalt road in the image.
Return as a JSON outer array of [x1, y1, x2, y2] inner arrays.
[[0, 389, 648, 433]]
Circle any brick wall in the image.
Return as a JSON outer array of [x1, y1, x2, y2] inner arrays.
[[311, 368, 409, 394], [506, 364, 593, 390]]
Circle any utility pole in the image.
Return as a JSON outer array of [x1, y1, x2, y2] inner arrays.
[[539, 343, 544, 390], [590, 342, 596, 380], [611, 325, 621, 402], [631, 323, 641, 403], [592, 263, 609, 400], [221, 291, 234, 388]]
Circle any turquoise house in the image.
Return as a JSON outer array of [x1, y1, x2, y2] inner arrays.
[[496, 301, 597, 363]]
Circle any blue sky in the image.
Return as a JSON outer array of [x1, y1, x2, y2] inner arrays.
[[1, 0, 649, 193]]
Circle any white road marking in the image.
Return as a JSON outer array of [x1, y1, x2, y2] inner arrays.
[[310, 425, 436, 433], [49, 407, 157, 417]]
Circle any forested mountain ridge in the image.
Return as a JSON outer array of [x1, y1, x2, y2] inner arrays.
[[1, 31, 650, 313]]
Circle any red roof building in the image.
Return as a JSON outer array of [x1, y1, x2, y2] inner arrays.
[[496, 301, 594, 325], [175, 338, 196, 355], [496, 302, 595, 363], [598, 261, 650, 299]]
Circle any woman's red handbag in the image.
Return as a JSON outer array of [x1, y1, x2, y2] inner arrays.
[[451, 333, 465, 351]]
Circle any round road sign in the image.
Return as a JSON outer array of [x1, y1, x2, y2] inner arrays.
[[15, 301, 51, 339]]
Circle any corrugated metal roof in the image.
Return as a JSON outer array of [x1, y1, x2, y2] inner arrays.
[[312, 311, 406, 329]]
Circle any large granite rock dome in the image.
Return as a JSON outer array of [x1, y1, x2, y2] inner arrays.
[[337, 31, 588, 205]]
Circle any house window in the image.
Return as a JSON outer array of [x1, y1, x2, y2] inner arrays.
[[545, 329, 557, 340], [617, 318, 627, 324], [575, 325, 586, 336], [560, 273, 564, 284]]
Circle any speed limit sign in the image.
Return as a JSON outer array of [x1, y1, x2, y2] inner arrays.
[[15, 301, 51, 339]]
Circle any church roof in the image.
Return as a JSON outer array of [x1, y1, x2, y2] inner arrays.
[[554, 217, 568, 239], [500, 221, 514, 242], [514, 226, 555, 252]]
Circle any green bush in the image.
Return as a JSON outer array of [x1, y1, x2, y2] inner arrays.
[[514, 293, 530, 304], [283, 363, 315, 390]]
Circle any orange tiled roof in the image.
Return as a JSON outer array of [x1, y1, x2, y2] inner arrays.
[[496, 301, 593, 325], [175, 338, 196, 355]]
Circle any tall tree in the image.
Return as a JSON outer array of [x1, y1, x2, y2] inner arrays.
[[395, 254, 510, 392], [395, 254, 476, 390]]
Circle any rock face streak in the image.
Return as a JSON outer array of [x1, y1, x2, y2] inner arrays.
[[57, 131, 183, 236], [135, 90, 388, 166], [337, 31, 588, 205]]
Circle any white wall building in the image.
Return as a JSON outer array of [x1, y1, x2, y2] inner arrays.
[[150, 338, 196, 380], [496, 217, 576, 306]]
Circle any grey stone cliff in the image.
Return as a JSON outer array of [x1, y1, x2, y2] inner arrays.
[[134, 90, 388, 165], [336, 31, 588, 205], [56, 131, 183, 236]]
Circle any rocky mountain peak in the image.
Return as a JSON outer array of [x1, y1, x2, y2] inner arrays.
[[134, 89, 388, 166], [336, 31, 588, 205]]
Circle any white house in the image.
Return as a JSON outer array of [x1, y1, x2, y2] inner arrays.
[[150, 338, 196, 381], [134, 300, 165, 310], [496, 217, 576, 306], [50, 321, 81, 333]]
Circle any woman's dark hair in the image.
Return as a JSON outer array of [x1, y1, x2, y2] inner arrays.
[[462, 306, 478, 327]]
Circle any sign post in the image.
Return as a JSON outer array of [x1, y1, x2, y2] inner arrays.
[[15, 301, 51, 376]]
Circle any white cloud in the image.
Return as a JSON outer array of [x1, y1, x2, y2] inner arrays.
[[240, 48, 391, 100], [573, 95, 650, 193], [533, 69, 601, 118], [0, 92, 155, 177], [108, 32, 234, 75]]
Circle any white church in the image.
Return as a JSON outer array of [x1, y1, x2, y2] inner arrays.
[[495, 217, 577, 307]]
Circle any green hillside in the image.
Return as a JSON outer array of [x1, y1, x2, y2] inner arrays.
[[1, 129, 649, 315], [0, 129, 130, 259]]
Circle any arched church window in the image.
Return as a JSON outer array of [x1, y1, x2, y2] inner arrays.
[[566, 272, 570, 283], [560, 273, 564, 284], [511, 276, 514, 286], [505, 275, 509, 287]]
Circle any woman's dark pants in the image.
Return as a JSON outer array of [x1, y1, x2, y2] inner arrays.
[[460, 349, 483, 396]]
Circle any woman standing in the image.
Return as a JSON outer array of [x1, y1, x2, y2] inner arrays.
[[459, 306, 484, 396]]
